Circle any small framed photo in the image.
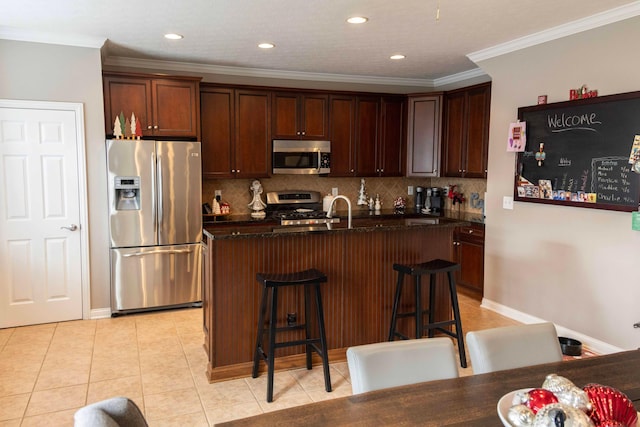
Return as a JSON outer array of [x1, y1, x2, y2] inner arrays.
[[537, 95, 548, 105]]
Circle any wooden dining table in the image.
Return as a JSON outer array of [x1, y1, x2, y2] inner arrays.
[[216, 349, 640, 426]]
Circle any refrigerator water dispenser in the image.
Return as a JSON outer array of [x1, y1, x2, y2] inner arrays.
[[114, 176, 140, 210]]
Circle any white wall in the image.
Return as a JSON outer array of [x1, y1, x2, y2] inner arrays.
[[0, 40, 111, 311], [479, 16, 640, 350]]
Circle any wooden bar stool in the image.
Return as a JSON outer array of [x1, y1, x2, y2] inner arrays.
[[387, 259, 467, 368], [252, 268, 332, 402]]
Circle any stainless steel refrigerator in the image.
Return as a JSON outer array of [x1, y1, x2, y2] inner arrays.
[[107, 139, 202, 314]]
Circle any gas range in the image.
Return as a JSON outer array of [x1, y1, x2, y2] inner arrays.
[[265, 190, 340, 226]]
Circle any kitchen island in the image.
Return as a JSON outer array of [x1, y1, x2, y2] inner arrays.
[[202, 212, 472, 382]]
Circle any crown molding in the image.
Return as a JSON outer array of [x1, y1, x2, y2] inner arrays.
[[104, 56, 440, 88], [0, 26, 106, 49], [468, 1, 640, 63], [433, 68, 488, 87]]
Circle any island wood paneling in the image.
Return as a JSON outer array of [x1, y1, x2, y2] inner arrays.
[[206, 225, 455, 381]]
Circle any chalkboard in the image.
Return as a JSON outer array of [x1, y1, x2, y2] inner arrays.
[[515, 91, 640, 212]]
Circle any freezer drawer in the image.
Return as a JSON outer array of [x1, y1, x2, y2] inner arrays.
[[110, 244, 202, 312]]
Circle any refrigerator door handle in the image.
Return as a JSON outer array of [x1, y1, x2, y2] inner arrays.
[[157, 154, 163, 239], [122, 248, 195, 257], [151, 151, 157, 242]]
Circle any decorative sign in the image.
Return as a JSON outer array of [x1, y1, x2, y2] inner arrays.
[[570, 84, 598, 100], [515, 90, 640, 212]]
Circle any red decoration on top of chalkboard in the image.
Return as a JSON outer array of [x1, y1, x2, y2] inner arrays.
[[570, 84, 598, 100]]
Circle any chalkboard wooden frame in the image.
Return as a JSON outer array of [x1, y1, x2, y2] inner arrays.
[[515, 90, 640, 212]]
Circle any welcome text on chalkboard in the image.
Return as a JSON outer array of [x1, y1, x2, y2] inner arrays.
[[515, 90, 640, 212]]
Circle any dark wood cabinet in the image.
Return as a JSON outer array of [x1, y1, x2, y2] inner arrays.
[[234, 89, 271, 178], [200, 86, 270, 178], [200, 87, 234, 178], [406, 94, 442, 177], [355, 96, 380, 176], [272, 92, 328, 139], [103, 72, 200, 138], [453, 223, 485, 298], [378, 96, 406, 176], [328, 95, 356, 177], [442, 82, 491, 178], [329, 95, 402, 177]]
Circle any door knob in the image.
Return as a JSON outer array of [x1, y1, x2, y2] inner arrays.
[[60, 224, 78, 231]]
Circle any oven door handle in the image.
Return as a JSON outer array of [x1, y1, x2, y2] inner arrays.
[[317, 151, 322, 172]]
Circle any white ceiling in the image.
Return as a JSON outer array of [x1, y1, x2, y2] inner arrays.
[[2, 0, 639, 87]]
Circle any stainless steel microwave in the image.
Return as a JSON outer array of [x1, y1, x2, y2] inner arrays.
[[272, 140, 331, 175]]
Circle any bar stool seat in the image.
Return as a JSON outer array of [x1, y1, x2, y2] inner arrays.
[[252, 268, 332, 402], [388, 259, 467, 368]]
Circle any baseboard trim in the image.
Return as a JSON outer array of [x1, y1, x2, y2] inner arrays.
[[90, 307, 112, 319], [480, 297, 623, 356]]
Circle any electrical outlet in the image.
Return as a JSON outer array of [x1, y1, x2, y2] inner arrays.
[[331, 187, 338, 196], [408, 186, 414, 195], [215, 190, 222, 197], [503, 196, 514, 210]]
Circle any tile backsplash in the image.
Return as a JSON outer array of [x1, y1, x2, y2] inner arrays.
[[203, 176, 486, 216]]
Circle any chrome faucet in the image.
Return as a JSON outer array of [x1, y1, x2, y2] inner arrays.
[[326, 195, 352, 229]]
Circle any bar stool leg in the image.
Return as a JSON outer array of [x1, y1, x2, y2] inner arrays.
[[314, 284, 332, 393], [447, 271, 467, 368], [427, 273, 436, 338], [388, 271, 404, 341], [304, 284, 312, 370], [266, 287, 278, 402], [252, 286, 269, 378], [415, 275, 422, 339]]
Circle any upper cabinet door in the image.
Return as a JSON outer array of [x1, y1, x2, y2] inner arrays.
[[378, 96, 406, 177], [235, 89, 271, 178], [152, 79, 199, 138], [272, 92, 328, 140], [442, 91, 466, 178], [464, 84, 491, 178], [328, 95, 356, 177], [406, 95, 442, 177], [200, 87, 234, 178], [103, 76, 153, 137], [355, 96, 380, 177]]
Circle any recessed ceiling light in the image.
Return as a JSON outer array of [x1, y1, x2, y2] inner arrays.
[[390, 54, 406, 60], [164, 33, 183, 40], [258, 42, 275, 49], [347, 16, 368, 24]]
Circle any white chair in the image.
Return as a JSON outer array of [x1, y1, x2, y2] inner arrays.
[[466, 322, 563, 375], [346, 337, 459, 395], [74, 397, 147, 427]]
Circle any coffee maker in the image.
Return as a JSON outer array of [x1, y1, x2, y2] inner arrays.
[[429, 187, 444, 214]]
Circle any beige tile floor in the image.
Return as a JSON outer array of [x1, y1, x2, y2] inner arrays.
[[0, 294, 521, 426]]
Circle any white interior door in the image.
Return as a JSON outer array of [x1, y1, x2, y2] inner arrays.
[[0, 101, 88, 328]]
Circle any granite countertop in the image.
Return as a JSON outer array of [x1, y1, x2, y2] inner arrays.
[[203, 208, 483, 240]]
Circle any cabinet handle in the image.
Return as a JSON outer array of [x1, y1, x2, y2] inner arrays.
[[147, 125, 152, 130], [297, 131, 301, 135], [350, 169, 354, 173], [154, 125, 158, 129], [231, 169, 236, 173], [468, 230, 473, 234], [458, 169, 462, 172]]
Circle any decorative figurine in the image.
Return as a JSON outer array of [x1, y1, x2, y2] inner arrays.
[[248, 179, 267, 218], [130, 113, 137, 139], [393, 196, 406, 214], [113, 115, 122, 139], [357, 178, 368, 206], [535, 142, 546, 166], [374, 194, 381, 211], [368, 197, 374, 211]]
